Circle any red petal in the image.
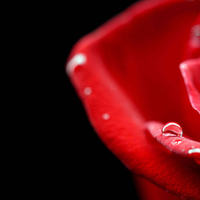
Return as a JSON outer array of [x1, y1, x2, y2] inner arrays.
[[145, 121, 200, 164], [180, 58, 200, 114], [134, 174, 184, 200], [67, 0, 200, 199]]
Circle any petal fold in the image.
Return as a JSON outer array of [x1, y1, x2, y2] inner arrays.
[[180, 58, 200, 114]]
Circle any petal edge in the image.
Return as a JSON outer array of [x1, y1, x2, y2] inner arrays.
[[180, 58, 200, 114]]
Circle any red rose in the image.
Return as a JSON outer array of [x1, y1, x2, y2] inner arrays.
[[66, 0, 200, 199]]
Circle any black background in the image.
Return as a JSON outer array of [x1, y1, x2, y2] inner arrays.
[[57, 1, 140, 199]]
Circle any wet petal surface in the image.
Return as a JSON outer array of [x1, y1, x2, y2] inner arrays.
[[67, 0, 200, 199]]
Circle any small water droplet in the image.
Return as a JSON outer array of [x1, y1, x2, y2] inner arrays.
[[102, 113, 110, 120], [162, 122, 183, 137], [188, 148, 200, 154], [84, 87, 92, 95], [66, 53, 87, 75]]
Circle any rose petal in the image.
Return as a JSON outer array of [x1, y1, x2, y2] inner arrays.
[[145, 121, 200, 164], [67, 0, 200, 199], [68, 51, 200, 198], [180, 58, 200, 114], [134, 174, 184, 200]]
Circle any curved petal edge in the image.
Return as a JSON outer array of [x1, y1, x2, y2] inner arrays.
[[180, 58, 200, 114]]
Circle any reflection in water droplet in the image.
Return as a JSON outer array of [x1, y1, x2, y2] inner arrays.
[[162, 122, 183, 137], [172, 140, 182, 145]]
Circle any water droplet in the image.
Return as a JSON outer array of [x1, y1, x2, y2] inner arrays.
[[188, 148, 200, 154], [102, 113, 110, 120], [84, 87, 92, 95], [162, 122, 183, 137], [66, 53, 87, 75]]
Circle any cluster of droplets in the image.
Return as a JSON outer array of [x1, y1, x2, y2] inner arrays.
[[67, 54, 200, 161], [162, 122, 200, 161], [67, 54, 111, 121]]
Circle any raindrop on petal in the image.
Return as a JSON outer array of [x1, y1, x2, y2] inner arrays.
[[162, 122, 183, 137], [188, 148, 200, 154], [66, 53, 87, 75], [84, 87, 92, 95], [102, 113, 110, 120]]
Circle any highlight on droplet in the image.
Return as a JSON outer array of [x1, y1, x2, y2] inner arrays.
[[102, 113, 110, 120], [66, 53, 87, 75], [162, 122, 183, 137], [172, 139, 182, 145], [84, 87, 92, 95]]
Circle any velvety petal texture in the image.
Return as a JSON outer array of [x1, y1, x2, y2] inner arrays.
[[67, 0, 200, 199]]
